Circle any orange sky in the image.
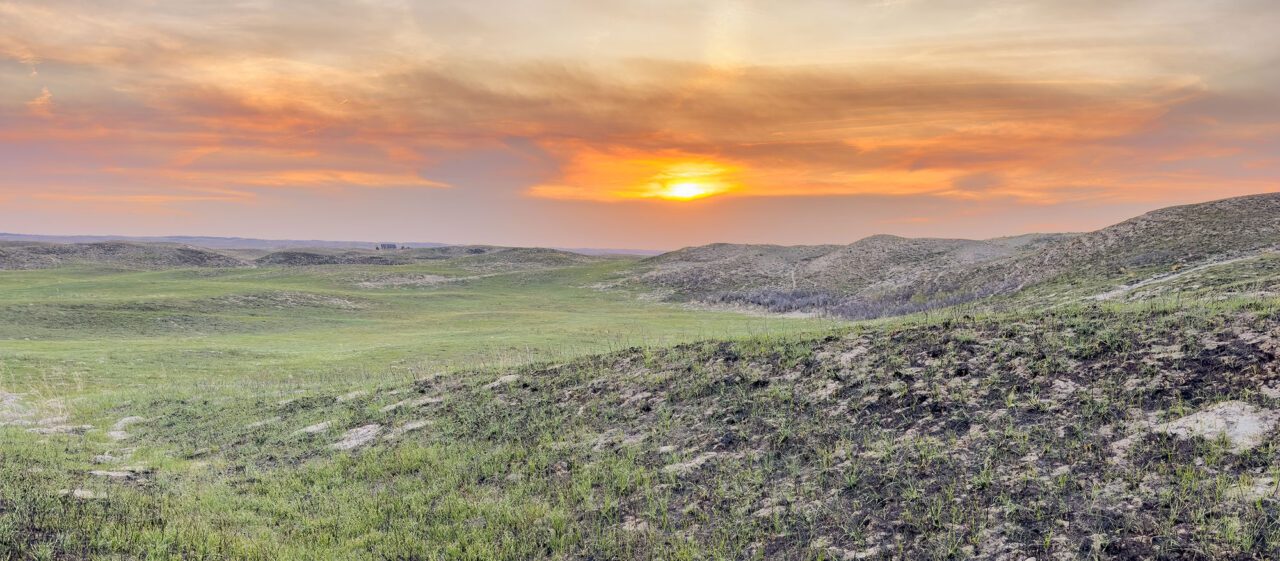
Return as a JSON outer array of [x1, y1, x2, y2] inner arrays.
[[2, 0, 1278, 249]]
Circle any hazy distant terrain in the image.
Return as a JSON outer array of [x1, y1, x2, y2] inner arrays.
[[4, 193, 1280, 560], [0, 233, 445, 250], [0, 233, 664, 256]]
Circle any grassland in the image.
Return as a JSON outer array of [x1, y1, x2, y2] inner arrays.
[[0, 259, 836, 560], [5, 256, 1280, 560], [0, 259, 832, 399]]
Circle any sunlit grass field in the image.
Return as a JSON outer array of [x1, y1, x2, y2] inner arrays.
[[0, 260, 836, 560], [0, 260, 833, 401]]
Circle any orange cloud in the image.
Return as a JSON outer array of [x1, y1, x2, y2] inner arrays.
[[101, 167, 450, 191], [25, 86, 53, 118]]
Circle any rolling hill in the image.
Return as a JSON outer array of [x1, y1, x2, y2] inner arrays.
[[0, 241, 247, 270], [0, 242, 610, 274], [254, 246, 605, 270], [633, 193, 1280, 318]]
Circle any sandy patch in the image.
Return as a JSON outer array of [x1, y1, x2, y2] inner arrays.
[[1155, 401, 1279, 452], [332, 424, 382, 450]]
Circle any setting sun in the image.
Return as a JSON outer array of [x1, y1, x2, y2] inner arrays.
[[643, 161, 736, 201], [528, 150, 742, 202], [661, 182, 714, 200]]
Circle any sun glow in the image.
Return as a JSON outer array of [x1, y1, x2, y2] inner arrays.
[[661, 181, 715, 200], [526, 148, 744, 202], [646, 161, 736, 201]]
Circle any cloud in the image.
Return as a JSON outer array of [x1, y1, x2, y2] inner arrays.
[[32, 191, 252, 204], [25, 86, 52, 117], [952, 173, 1005, 193], [0, 0, 1276, 243], [0, 48, 1265, 210]]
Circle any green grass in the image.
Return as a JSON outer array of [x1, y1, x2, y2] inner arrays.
[[5, 261, 1280, 559], [0, 261, 832, 402], [0, 260, 835, 560]]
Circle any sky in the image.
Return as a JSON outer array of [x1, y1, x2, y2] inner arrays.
[[2, 0, 1278, 250]]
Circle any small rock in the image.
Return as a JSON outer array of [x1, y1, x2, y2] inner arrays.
[[383, 420, 430, 441], [107, 416, 145, 441], [1227, 477, 1278, 501], [662, 452, 719, 475], [380, 395, 443, 413], [246, 417, 280, 429], [380, 400, 408, 413], [111, 416, 145, 431], [332, 424, 382, 450], [1261, 385, 1280, 400], [621, 516, 650, 532], [336, 390, 368, 403], [485, 375, 520, 390], [752, 506, 781, 518], [1050, 379, 1080, 397], [28, 424, 94, 435], [59, 488, 101, 500], [295, 421, 333, 435]]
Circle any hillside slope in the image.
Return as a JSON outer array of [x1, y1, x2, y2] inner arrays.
[[634, 193, 1280, 318], [1004, 193, 1280, 288], [11, 301, 1280, 559]]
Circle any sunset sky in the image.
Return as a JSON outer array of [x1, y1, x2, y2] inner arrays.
[[2, 0, 1278, 249]]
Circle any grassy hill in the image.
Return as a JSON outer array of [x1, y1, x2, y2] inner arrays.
[[0, 241, 247, 271], [5, 297, 1280, 559], [632, 193, 1280, 319], [255, 246, 605, 270], [0, 242, 611, 275], [1035, 193, 1280, 277]]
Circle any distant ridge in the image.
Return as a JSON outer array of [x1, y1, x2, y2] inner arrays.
[[0, 240, 640, 271], [0, 233, 440, 250], [0, 241, 246, 270], [0, 233, 663, 256]]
